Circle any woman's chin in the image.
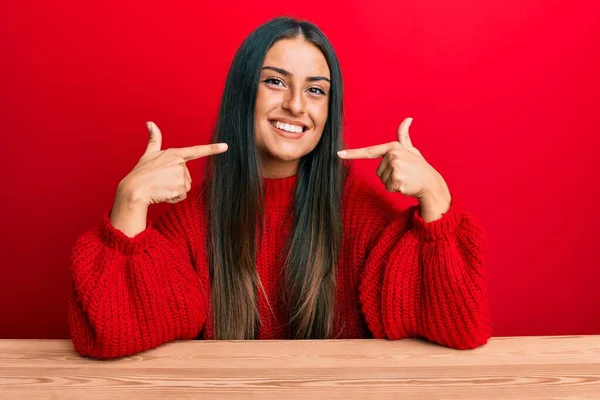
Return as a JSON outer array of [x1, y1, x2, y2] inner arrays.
[[265, 145, 305, 162], [270, 152, 302, 162]]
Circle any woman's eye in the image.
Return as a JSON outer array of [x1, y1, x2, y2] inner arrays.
[[264, 78, 284, 86], [308, 87, 326, 95]]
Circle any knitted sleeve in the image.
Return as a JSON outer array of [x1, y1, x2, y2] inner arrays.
[[344, 172, 491, 349], [68, 188, 208, 359]]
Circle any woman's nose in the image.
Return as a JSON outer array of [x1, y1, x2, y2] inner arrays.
[[282, 88, 306, 116]]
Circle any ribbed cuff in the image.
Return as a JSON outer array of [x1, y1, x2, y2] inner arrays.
[[100, 210, 155, 255], [411, 197, 461, 242]]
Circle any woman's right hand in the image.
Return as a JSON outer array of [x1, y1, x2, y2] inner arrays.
[[110, 121, 228, 237]]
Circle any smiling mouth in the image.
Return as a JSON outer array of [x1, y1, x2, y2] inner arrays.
[[269, 119, 309, 134]]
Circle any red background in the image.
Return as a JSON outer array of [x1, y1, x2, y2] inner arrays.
[[1, 0, 599, 339]]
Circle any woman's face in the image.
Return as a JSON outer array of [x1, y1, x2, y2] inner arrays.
[[254, 38, 331, 178]]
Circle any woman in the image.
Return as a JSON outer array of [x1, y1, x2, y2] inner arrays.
[[68, 17, 491, 359]]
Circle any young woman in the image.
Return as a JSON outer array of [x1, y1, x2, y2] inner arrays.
[[69, 17, 491, 359]]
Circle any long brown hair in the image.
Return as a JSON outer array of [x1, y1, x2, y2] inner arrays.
[[206, 17, 345, 339]]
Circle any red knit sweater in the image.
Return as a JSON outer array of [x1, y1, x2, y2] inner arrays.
[[68, 165, 491, 359]]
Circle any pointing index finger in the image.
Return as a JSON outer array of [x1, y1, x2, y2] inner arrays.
[[337, 142, 396, 160], [176, 143, 229, 161]]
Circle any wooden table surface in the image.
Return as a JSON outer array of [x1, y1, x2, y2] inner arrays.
[[1, 336, 599, 399]]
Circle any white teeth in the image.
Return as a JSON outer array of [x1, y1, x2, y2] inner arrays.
[[272, 120, 304, 133]]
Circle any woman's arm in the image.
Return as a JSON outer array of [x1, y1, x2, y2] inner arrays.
[[68, 189, 208, 359], [357, 200, 491, 349], [340, 119, 491, 349]]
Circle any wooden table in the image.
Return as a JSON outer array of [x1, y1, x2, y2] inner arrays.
[[1, 336, 599, 399]]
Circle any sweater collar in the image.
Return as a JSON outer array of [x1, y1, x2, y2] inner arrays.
[[263, 175, 297, 209]]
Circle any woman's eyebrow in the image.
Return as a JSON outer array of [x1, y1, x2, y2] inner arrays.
[[262, 66, 331, 84]]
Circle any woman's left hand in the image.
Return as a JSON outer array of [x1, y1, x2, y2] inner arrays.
[[337, 118, 452, 222]]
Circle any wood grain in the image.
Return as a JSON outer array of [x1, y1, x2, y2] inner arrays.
[[1, 336, 599, 399]]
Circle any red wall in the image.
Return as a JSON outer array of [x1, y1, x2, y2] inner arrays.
[[1, 0, 599, 339]]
